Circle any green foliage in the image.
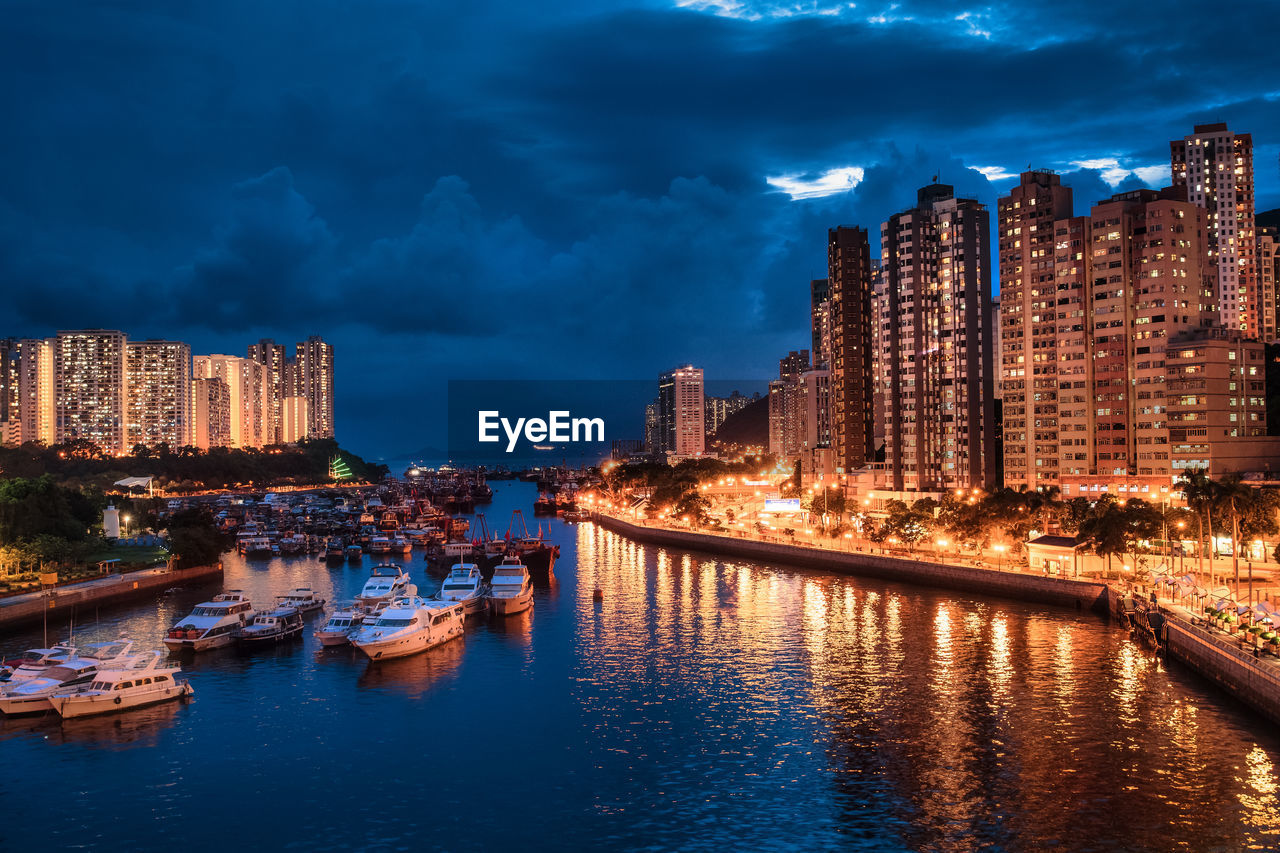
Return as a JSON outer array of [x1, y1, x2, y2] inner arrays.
[[165, 507, 233, 567], [0, 438, 388, 492], [0, 475, 99, 544]]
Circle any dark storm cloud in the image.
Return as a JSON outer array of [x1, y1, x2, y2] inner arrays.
[[2, 0, 1277, 454]]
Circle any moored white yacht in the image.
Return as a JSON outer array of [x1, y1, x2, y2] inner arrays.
[[355, 564, 411, 606], [351, 586, 465, 661], [434, 563, 489, 616], [48, 653, 193, 719], [313, 603, 366, 647], [275, 588, 326, 613], [3, 645, 78, 684], [164, 591, 255, 652], [488, 556, 533, 616], [0, 641, 138, 716]]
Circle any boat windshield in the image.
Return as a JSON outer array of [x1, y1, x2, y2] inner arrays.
[[193, 605, 230, 616], [442, 583, 474, 591], [375, 618, 416, 628], [41, 666, 80, 681]]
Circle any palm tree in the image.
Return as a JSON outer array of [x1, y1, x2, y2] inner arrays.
[[1215, 474, 1256, 600], [1177, 468, 1217, 587]]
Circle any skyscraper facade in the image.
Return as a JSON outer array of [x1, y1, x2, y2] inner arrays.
[[248, 339, 288, 445], [1171, 123, 1257, 336], [827, 226, 876, 473], [125, 340, 192, 450], [295, 336, 335, 439], [192, 377, 232, 450], [193, 355, 265, 449], [878, 185, 996, 492], [998, 171, 1074, 491], [658, 365, 705, 457], [55, 330, 127, 452]]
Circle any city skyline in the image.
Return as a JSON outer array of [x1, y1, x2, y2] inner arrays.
[[4, 2, 1279, 457]]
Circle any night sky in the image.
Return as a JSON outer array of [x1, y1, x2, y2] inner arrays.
[[3, 1, 1278, 459]]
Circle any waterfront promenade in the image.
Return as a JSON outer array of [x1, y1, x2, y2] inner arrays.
[[0, 560, 223, 630]]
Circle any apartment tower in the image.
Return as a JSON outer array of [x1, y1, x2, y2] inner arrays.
[[1171, 123, 1257, 336], [998, 171, 1074, 491], [827, 226, 877, 473], [878, 185, 996, 492]]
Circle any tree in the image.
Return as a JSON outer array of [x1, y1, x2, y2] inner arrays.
[[1177, 468, 1217, 584]]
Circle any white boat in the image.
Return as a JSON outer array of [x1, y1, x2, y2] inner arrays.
[[488, 556, 533, 616], [388, 535, 413, 554], [238, 536, 274, 556], [351, 586, 465, 661], [275, 587, 326, 613], [369, 535, 392, 554], [2, 645, 78, 684], [164, 590, 256, 652], [313, 604, 366, 647], [0, 641, 138, 716], [355, 564, 411, 606], [48, 653, 193, 719], [434, 564, 489, 616]]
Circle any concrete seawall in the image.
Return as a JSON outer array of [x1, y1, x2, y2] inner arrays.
[[594, 514, 1109, 613], [0, 562, 224, 631], [1162, 617, 1280, 723]]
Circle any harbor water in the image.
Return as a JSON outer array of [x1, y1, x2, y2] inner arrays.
[[3, 481, 1280, 851]]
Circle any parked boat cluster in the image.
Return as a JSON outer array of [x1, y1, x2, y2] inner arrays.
[[0, 554, 539, 720]]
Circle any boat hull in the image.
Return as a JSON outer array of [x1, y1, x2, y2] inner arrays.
[[163, 633, 237, 653], [354, 624, 463, 661], [50, 682, 193, 719], [314, 630, 354, 647], [489, 592, 532, 616], [0, 693, 55, 716]]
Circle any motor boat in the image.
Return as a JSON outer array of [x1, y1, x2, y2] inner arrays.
[[434, 564, 489, 616], [388, 535, 413, 554], [238, 536, 274, 557], [369, 535, 392, 555], [325, 539, 346, 560], [345, 545, 364, 562], [235, 607, 305, 646], [2, 645, 78, 684], [355, 563, 411, 606], [275, 588, 326, 614], [488, 556, 534, 616], [313, 604, 366, 647], [47, 653, 193, 719], [164, 590, 256, 652], [351, 586, 465, 661], [0, 641, 139, 716]]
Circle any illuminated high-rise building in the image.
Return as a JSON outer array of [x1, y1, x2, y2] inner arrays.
[[998, 170, 1075, 490], [248, 339, 288, 445], [55, 330, 127, 453], [191, 377, 232, 450], [878, 185, 996, 492], [193, 355, 265, 448], [1171, 123, 1257, 336], [827, 226, 877, 474], [295, 336, 335, 439], [281, 395, 310, 444], [658, 365, 705, 457], [125, 340, 191, 450]]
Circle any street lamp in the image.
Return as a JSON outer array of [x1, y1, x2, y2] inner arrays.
[[123, 514, 131, 541], [994, 544, 1005, 572]]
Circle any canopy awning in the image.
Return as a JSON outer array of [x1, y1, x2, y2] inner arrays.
[[113, 476, 154, 489]]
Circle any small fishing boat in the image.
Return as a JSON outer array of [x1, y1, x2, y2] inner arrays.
[[275, 588, 326, 614], [313, 604, 366, 647]]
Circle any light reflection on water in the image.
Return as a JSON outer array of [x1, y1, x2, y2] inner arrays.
[[574, 522, 1280, 852], [2, 490, 1280, 852]]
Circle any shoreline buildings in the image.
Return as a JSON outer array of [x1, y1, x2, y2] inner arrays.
[[0, 331, 335, 454]]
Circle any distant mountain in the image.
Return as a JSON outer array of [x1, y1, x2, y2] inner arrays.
[[708, 396, 768, 451], [1259, 208, 1280, 232]]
